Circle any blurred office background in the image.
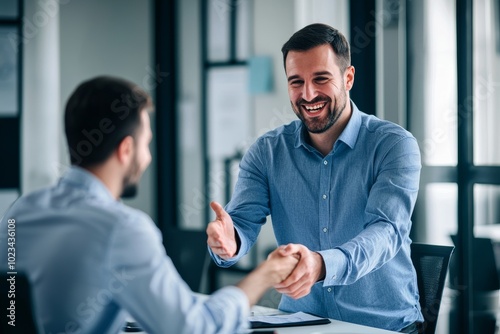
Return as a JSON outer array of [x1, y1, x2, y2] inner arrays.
[[0, 0, 499, 333]]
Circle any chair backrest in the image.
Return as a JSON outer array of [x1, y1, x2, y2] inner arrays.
[[0, 272, 38, 334], [410, 242, 454, 334], [449, 235, 500, 291], [163, 227, 210, 292]]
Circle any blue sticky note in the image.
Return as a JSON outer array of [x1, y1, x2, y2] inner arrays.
[[248, 56, 273, 94]]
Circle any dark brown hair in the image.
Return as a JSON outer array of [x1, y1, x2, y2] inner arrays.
[[64, 76, 152, 167], [281, 23, 351, 73]]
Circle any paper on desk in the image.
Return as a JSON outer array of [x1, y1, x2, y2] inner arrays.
[[248, 311, 324, 324]]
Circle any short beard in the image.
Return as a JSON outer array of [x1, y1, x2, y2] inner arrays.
[[121, 184, 138, 198], [293, 95, 346, 134], [301, 103, 343, 134], [121, 152, 140, 199]]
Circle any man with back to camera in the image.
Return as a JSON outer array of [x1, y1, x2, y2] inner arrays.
[[207, 23, 424, 333], [0, 76, 299, 334]]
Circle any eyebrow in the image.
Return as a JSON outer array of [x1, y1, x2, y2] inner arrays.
[[287, 71, 334, 82]]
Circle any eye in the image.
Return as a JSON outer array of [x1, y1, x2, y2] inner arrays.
[[289, 80, 303, 87], [315, 77, 330, 84]]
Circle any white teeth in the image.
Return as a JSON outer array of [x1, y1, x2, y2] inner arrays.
[[304, 103, 325, 112]]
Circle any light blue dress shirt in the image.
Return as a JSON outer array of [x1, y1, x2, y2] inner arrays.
[[210, 102, 424, 332], [0, 167, 249, 334]]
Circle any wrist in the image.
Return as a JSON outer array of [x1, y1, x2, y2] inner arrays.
[[254, 261, 276, 287], [314, 252, 326, 281]]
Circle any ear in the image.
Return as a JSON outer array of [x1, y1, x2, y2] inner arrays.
[[116, 136, 135, 166], [344, 65, 355, 91]]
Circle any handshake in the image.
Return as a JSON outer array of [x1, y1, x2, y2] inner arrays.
[[206, 202, 326, 306]]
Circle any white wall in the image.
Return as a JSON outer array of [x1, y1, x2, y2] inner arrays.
[[22, 0, 61, 194], [58, 0, 155, 218]]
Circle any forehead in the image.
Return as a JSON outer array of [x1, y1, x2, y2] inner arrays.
[[285, 44, 339, 75]]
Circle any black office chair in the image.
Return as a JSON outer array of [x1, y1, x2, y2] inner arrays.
[[0, 272, 38, 334], [410, 242, 454, 334], [163, 227, 210, 292], [448, 236, 499, 334]]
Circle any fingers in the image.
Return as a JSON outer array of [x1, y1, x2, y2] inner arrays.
[[275, 278, 311, 299], [277, 243, 304, 257], [275, 261, 313, 299], [210, 201, 227, 221], [267, 245, 287, 259], [272, 245, 323, 300]]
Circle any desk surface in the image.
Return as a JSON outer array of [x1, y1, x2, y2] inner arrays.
[[121, 306, 399, 334], [248, 305, 399, 334]]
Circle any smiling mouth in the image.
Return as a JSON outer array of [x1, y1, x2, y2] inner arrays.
[[301, 102, 327, 115]]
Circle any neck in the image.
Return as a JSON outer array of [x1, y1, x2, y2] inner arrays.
[[308, 102, 352, 156], [85, 164, 123, 200]]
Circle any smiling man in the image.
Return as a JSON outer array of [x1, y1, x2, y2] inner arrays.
[[207, 23, 424, 333]]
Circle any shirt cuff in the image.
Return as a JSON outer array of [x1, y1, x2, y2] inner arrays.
[[317, 248, 348, 286]]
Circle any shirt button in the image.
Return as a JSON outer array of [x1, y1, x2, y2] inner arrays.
[[323, 227, 328, 233], [323, 160, 328, 165], [327, 288, 332, 292], [322, 194, 327, 199]]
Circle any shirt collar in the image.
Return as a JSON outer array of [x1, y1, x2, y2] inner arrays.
[[294, 100, 362, 152], [59, 166, 116, 202], [336, 100, 362, 150]]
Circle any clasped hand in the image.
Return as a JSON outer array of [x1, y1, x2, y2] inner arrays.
[[206, 201, 325, 299]]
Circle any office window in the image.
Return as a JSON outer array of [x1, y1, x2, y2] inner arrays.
[[473, 0, 500, 166], [425, 184, 457, 246], [474, 184, 500, 226], [408, 0, 457, 167]]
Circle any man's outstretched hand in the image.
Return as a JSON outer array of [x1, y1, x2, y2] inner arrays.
[[206, 201, 238, 259]]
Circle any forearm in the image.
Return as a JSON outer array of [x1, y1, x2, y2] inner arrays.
[[236, 263, 274, 306], [320, 221, 401, 286]]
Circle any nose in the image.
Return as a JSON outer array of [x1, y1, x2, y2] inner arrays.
[[302, 82, 316, 102]]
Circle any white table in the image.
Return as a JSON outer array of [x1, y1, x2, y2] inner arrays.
[[248, 305, 399, 334], [121, 305, 399, 334]]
